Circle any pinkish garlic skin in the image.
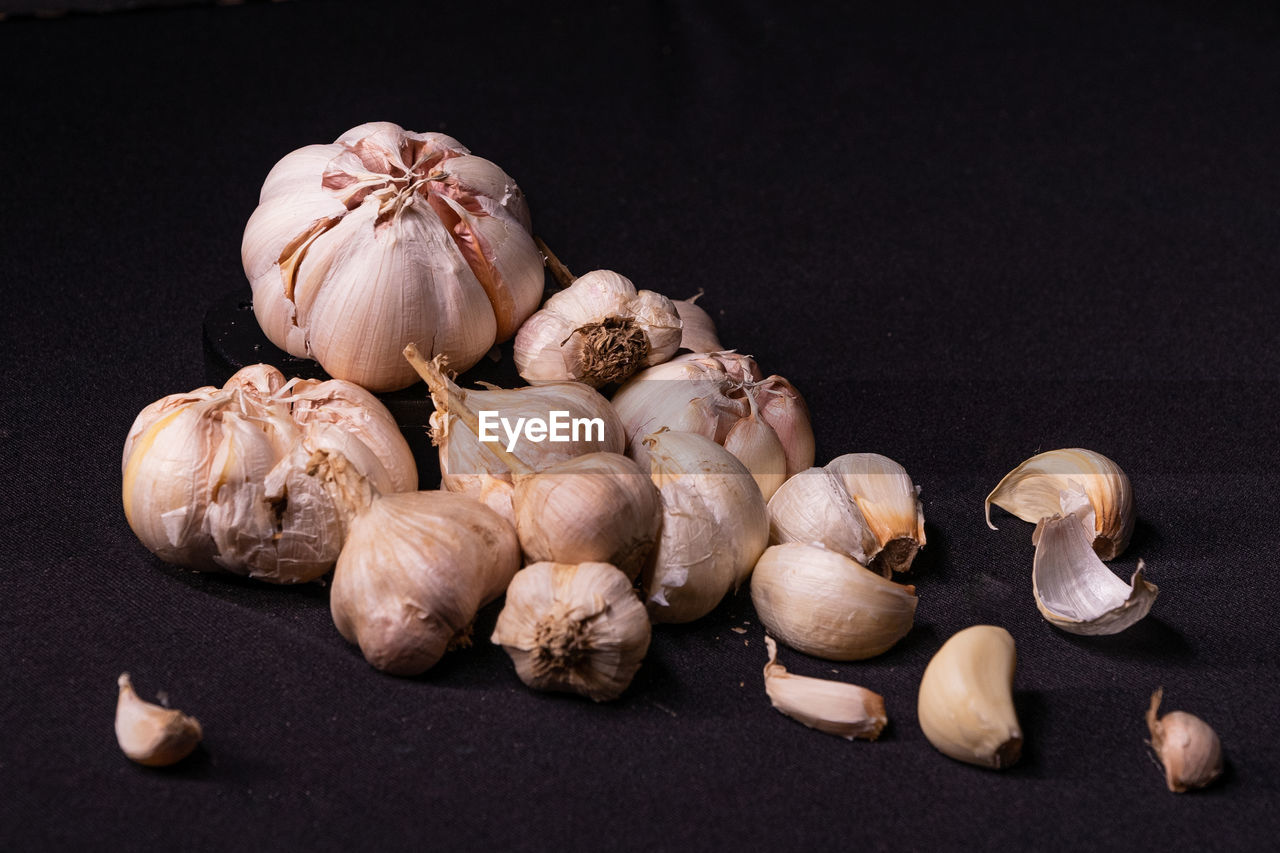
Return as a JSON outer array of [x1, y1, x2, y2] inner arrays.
[[1147, 689, 1224, 793], [672, 297, 723, 353]]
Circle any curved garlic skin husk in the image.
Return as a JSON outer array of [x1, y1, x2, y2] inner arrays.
[[763, 636, 887, 741], [671, 295, 723, 353], [330, 490, 520, 676], [491, 561, 651, 701], [917, 625, 1022, 770], [1030, 489, 1157, 635], [242, 121, 544, 391], [768, 453, 925, 577], [115, 673, 203, 767], [750, 544, 917, 661], [642, 431, 769, 623], [513, 270, 682, 387], [986, 448, 1134, 560], [121, 365, 416, 583], [1146, 688, 1223, 793]]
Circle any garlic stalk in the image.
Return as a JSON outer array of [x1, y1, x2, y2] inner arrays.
[[242, 121, 544, 391], [115, 673, 203, 767], [1146, 688, 1223, 793], [671, 292, 723, 353], [762, 636, 887, 741], [750, 543, 917, 661], [492, 561, 651, 701]]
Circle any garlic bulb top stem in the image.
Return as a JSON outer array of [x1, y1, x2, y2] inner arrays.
[[534, 236, 576, 291]]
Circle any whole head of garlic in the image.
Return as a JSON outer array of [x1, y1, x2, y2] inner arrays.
[[491, 561, 651, 701], [1146, 688, 1223, 793], [115, 673, 203, 767], [242, 121, 544, 391], [121, 365, 416, 583]]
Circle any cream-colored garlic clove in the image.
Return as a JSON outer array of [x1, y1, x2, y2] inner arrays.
[[763, 636, 887, 741], [986, 448, 1134, 560], [722, 393, 788, 500], [671, 293, 723, 353], [1030, 489, 1158, 635], [330, 490, 520, 676], [1146, 688, 1223, 793], [115, 673, 203, 767], [917, 625, 1022, 770], [491, 561, 651, 701], [514, 269, 682, 387], [768, 453, 925, 577], [641, 430, 770, 623], [750, 543, 917, 661]]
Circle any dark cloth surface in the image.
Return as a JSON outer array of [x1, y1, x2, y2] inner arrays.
[[2, 1, 1278, 849]]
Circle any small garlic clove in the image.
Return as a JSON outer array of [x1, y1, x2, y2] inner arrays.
[[1146, 688, 1224, 793], [763, 636, 887, 741], [115, 673, 203, 767], [917, 625, 1022, 770], [986, 448, 1135, 560], [722, 394, 788, 501], [671, 293, 723, 354], [754, 377, 816, 478]]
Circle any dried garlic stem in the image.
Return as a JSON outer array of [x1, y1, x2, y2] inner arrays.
[[534, 236, 576, 289]]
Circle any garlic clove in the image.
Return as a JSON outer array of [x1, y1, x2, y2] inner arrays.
[[722, 393, 788, 501], [763, 636, 887, 741], [115, 673, 203, 767], [671, 293, 723, 353], [750, 543, 917, 661], [986, 448, 1135, 560], [917, 625, 1022, 770], [767, 467, 878, 566], [491, 561, 651, 702], [1146, 688, 1224, 793], [754, 377, 816, 478]]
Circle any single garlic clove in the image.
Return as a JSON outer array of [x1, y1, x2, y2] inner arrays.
[[917, 625, 1022, 770], [986, 448, 1134, 560], [750, 543, 917, 661], [671, 293, 723, 353], [115, 673, 203, 767], [753, 377, 816, 478], [722, 393, 788, 501], [1146, 688, 1223, 793], [491, 561, 651, 702], [763, 636, 887, 741], [1030, 489, 1158, 635]]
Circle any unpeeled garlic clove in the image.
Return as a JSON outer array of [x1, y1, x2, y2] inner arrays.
[[750, 543, 917, 661], [722, 393, 788, 500], [491, 561, 651, 702], [115, 673, 203, 767], [986, 448, 1134, 560], [762, 636, 887, 741], [671, 293, 723, 353], [1146, 688, 1223, 793], [917, 625, 1022, 770]]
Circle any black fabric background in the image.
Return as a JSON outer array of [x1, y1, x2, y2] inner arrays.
[[2, 1, 1278, 849]]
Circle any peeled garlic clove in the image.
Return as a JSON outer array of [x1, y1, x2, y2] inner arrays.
[[750, 543, 917, 661], [331, 490, 520, 676], [671, 293, 723, 353], [1146, 688, 1223, 793], [1031, 489, 1158, 635], [986, 448, 1134, 560], [115, 673, 203, 767], [917, 625, 1022, 770], [492, 561, 651, 701], [642, 430, 770, 623], [763, 636, 887, 741]]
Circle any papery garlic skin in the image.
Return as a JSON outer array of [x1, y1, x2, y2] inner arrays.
[[750, 544, 917, 661], [671, 295, 723, 353], [514, 270, 682, 387], [642, 430, 769, 623], [115, 673, 203, 767], [986, 448, 1134, 560], [492, 561, 651, 701], [330, 490, 520, 676], [242, 122, 544, 391], [917, 625, 1022, 770], [1146, 688, 1223, 793], [763, 636, 887, 741]]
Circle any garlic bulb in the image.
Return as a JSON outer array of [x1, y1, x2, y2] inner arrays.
[[917, 625, 1022, 769], [491, 561, 651, 701], [641, 430, 770, 623], [121, 365, 416, 583], [762, 636, 887, 741], [1146, 688, 1223, 793], [1030, 488, 1158, 635], [612, 352, 815, 494], [986, 448, 1134, 559], [242, 121, 544, 391], [330, 488, 520, 675], [672, 293, 723, 353], [115, 673, 203, 767], [768, 453, 926, 576], [750, 543, 917, 661]]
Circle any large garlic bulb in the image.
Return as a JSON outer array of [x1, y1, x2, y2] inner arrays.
[[121, 365, 416, 583], [242, 121, 544, 391]]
